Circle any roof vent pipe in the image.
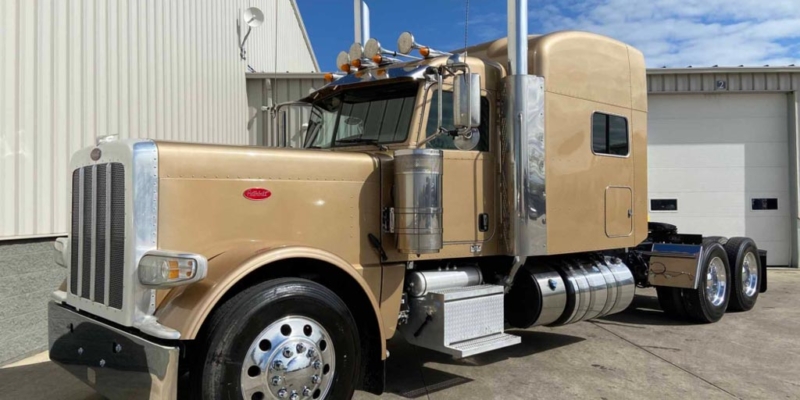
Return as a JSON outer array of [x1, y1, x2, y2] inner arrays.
[[507, 0, 528, 75], [354, 0, 370, 45]]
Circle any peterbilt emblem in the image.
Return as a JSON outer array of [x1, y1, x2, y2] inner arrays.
[[90, 148, 102, 161], [243, 188, 271, 201]]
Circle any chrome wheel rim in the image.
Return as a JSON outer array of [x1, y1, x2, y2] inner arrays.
[[705, 256, 727, 307], [240, 316, 335, 400], [742, 252, 759, 298]]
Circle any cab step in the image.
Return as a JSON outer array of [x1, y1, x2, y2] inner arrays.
[[399, 284, 521, 358], [449, 332, 522, 358]]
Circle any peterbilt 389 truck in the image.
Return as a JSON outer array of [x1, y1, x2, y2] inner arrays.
[[47, 3, 767, 400]]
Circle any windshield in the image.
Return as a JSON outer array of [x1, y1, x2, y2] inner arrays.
[[304, 82, 418, 148]]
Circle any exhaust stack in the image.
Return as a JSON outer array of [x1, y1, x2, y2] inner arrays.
[[507, 0, 528, 75], [354, 0, 370, 45], [504, 0, 547, 279]]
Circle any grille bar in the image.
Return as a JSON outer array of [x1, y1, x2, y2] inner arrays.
[[94, 164, 107, 304], [69, 163, 125, 310], [70, 170, 80, 295]]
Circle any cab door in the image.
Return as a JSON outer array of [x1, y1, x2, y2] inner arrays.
[[423, 91, 495, 245]]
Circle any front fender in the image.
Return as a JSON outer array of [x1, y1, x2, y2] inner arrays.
[[154, 242, 387, 357]]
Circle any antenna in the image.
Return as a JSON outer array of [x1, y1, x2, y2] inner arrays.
[[238, 7, 264, 60], [463, 0, 470, 55]]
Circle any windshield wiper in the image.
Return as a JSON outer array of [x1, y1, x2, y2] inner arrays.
[[335, 137, 388, 150]]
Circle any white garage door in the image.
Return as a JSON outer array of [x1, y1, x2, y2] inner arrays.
[[649, 93, 790, 266]]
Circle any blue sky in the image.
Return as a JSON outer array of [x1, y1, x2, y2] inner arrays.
[[296, 0, 800, 72]]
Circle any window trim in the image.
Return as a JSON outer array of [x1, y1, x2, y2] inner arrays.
[[590, 111, 631, 158], [650, 198, 678, 213]]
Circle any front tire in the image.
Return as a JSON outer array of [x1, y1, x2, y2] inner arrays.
[[195, 278, 361, 400], [682, 243, 731, 323], [724, 237, 761, 311]]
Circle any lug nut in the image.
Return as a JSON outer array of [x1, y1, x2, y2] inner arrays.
[[277, 388, 287, 398], [282, 347, 294, 358], [311, 374, 320, 384], [302, 387, 312, 396], [290, 392, 299, 400], [99, 359, 106, 368], [307, 348, 315, 358], [113, 343, 122, 353], [296, 343, 306, 353], [313, 360, 321, 370], [273, 360, 284, 370], [77, 347, 84, 356], [271, 376, 281, 386]]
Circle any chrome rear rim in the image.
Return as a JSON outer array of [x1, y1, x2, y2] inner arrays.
[[742, 252, 759, 298], [240, 316, 335, 400], [705, 256, 727, 307]]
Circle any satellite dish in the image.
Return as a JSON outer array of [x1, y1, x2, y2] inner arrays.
[[453, 128, 480, 150], [243, 7, 264, 28]]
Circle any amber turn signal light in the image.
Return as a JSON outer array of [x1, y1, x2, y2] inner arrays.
[[324, 72, 335, 83], [371, 54, 383, 64], [351, 59, 362, 68], [419, 46, 430, 57]]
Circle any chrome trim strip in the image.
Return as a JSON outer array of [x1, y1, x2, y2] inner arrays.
[[89, 165, 97, 301], [104, 164, 112, 305], [76, 168, 84, 297], [131, 141, 160, 322]]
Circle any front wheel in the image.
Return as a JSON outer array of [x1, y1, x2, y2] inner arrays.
[[194, 278, 361, 400], [682, 242, 731, 323]]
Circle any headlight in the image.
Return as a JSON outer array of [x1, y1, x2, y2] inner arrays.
[[138, 251, 208, 288]]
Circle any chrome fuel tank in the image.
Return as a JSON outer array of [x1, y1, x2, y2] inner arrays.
[[506, 256, 635, 328]]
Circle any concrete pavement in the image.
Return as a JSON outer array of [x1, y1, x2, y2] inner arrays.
[[2, 269, 798, 400]]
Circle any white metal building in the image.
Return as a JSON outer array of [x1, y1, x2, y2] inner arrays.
[[0, 0, 318, 241], [0, 0, 318, 366], [648, 67, 800, 267]]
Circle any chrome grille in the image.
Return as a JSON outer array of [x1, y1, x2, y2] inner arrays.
[[70, 163, 126, 309]]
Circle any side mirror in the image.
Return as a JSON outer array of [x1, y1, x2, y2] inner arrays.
[[453, 73, 481, 128]]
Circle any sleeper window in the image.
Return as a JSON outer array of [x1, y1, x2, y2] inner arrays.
[[592, 112, 629, 156]]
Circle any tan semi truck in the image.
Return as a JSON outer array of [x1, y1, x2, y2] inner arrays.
[[47, 4, 767, 400]]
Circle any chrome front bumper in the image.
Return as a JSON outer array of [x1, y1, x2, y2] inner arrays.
[[48, 302, 179, 400]]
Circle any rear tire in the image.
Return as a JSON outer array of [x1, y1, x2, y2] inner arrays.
[[724, 237, 761, 312], [194, 278, 361, 400], [656, 287, 688, 320], [682, 243, 731, 323]]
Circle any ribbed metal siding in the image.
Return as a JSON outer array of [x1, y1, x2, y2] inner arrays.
[[0, 0, 320, 240], [648, 71, 800, 93], [70, 163, 124, 309], [241, 0, 319, 73], [247, 74, 326, 148]]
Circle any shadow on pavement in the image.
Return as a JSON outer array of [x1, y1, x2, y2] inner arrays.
[[0, 361, 101, 400], [383, 329, 585, 398], [598, 293, 692, 327]]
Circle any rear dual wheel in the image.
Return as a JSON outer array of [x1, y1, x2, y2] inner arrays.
[[724, 237, 761, 312], [656, 242, 731, 323]]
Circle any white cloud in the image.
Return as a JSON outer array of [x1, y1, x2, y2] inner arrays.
[[530, 0, 800, 67]]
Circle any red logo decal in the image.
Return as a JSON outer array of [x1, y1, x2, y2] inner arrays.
[[243, 188, 271, 201]]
